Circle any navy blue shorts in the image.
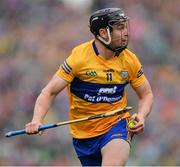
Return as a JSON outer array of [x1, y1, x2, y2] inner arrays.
[[72, 118, 132, 166]]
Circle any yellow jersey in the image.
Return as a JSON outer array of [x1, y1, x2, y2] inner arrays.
[[57, 40, 146, 139]]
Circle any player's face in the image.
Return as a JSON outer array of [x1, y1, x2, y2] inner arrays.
[[110, 21, 129, 49]]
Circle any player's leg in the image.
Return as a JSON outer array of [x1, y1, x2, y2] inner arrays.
[[72, 137, 102, 166], [100, 118, 132, 166], [78, 154, 102, 166], [101, 138, 130, 166]]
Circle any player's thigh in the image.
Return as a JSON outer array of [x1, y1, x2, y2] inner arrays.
[[101, 138, 130, 166]]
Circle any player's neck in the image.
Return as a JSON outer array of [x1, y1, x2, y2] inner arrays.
[[95, 40, 115, 60]]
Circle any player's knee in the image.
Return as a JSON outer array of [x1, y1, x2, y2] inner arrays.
[[102, 156, 128, 166], [102, 160, 126, 166]]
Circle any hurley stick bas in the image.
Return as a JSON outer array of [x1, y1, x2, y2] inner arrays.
[[5, 106, 132, 138]]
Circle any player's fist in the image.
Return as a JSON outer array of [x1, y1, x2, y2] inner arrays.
[[127, 113, 145, 134], [25, 121, 43, 136]]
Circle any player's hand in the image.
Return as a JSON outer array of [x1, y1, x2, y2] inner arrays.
[[127, 113, 145, 134], [25, 121, 44, 136]]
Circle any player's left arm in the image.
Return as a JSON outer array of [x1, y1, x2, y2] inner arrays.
[[128, 78, 154, 134]]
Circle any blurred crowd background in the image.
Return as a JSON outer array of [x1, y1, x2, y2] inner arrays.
[[0, 0, 179, 166]]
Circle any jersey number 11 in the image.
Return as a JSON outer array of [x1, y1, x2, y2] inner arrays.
[[106, 73, 112, 81]]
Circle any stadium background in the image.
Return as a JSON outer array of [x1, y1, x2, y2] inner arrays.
[[0, 0, 179, 165]]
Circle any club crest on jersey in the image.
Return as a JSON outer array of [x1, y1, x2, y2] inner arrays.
[[120, 70, 128, 79]]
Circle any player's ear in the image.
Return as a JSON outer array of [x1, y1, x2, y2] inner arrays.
[[99, 28, 108, 39]]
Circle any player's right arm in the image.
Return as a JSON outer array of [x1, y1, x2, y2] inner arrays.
[[25, 74, 68, 134], [26, 47, 79, 135]]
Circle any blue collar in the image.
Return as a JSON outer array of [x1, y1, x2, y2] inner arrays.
[[92, 41, 99, 56]]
